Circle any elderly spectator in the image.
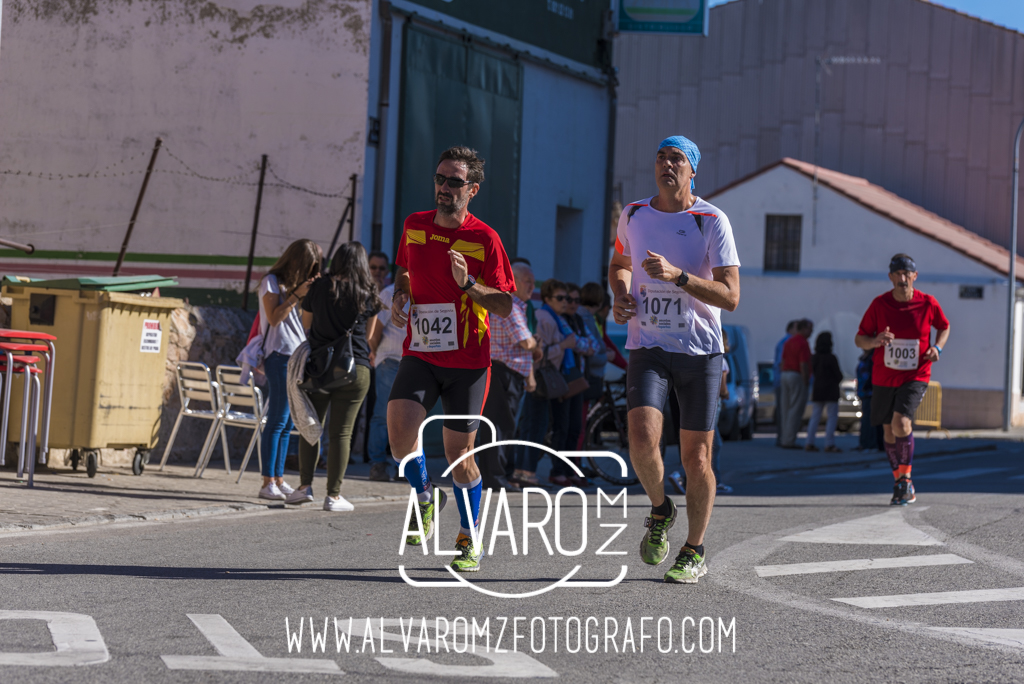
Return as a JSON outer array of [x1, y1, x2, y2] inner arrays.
[[773, 319, 797, 445], [779, 319, 813, 448], [478, 261, 537, 491]]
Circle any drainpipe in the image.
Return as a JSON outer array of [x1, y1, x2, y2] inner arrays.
[[370, 0, 393, 253]]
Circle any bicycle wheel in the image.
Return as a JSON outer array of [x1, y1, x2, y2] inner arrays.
[[584, 404, 639, 486]]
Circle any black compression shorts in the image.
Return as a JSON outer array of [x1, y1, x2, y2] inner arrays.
[[626, 347, 723, 432], [871, 381, 929, 426], [388, 356, 490, 433]]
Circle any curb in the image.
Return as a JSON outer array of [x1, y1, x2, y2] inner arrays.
[[0, 494, 410, 534]]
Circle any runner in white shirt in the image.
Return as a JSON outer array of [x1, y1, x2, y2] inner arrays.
[[609, 135, 741, 584]]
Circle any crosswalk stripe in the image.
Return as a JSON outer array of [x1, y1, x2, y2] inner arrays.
[[929, 628, 1024, 649], [780, 508, 942, 546], [833, 587, 1024, 608], [755, 553, 972, 577], [915, 467, 1009, 480]]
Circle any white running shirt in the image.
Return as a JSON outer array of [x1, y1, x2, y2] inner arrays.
[[615, 196, 740, 355]]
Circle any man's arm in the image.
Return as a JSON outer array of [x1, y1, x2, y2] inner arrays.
[[799, 361, 810, 384], [856, 326, 894, 350], [924, 325, 951, 362], [391, 266, 410, 327], [640, 251, 740, 312], [449, 250, 513, 318], [609, 250, 636, 324]]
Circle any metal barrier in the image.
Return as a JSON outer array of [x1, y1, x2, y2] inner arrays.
[[914, 381, 951, 437]]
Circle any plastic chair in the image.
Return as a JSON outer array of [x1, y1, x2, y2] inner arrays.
[[194, 365, 265, 479], [158, 362, 221, 472], [0, 354, 43, 487], [0, 331, 56, 468]]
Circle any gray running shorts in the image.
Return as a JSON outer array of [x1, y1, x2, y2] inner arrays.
[[626, 347, 723, 432], [871, 381, 929, 426]]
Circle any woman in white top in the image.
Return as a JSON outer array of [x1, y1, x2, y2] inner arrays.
[[257, 239, 321, 500]]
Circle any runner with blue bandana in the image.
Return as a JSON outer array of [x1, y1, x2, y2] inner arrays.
[[608, 135, 742, 584]]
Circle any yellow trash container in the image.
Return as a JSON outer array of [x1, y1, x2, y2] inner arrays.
[[3, 276, 184, 476]]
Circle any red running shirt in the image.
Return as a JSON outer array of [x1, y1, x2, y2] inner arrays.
[[857, 290, 949, 388], [396, 211, 515, 369]]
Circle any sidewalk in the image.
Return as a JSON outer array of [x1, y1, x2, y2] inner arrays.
[[0, 460, 413, 532]]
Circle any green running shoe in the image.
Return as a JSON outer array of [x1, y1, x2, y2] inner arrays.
[[450, 532, 484, 573], [664, 547, 708, 584], [639, 497, 677, 565], [406, 487, 447, 546]]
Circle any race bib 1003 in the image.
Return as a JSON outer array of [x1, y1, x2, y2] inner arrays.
[[637, 282, 691, 334], [885, 338, 919, 370], [408, 303, 458, 353]]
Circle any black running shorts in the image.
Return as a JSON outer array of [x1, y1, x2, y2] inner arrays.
[[871, 381, 929, 426], [388, 356, 490, 433], [626, 347, 723, 432]]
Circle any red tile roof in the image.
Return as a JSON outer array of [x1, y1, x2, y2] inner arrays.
[[708, 157, 1024, 281]]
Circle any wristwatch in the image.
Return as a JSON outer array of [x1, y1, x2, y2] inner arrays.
[[460, 274, 477, 291], [675, 271, 689, 288]]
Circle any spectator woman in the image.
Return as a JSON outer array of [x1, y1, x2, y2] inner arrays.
[[511, 279, 576, 487], [806, 331, 844, 453], [258, 239, 321, 500], [286, 242, 381, 510], [550, 283, 599, 485]]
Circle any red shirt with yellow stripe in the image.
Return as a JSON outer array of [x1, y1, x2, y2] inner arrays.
[[396, 210, 516, 369]]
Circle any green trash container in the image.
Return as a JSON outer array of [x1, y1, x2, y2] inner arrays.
[[2, 275, 184, 477]]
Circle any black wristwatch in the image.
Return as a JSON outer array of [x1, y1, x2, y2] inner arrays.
[[675, 271, 689, 288], [460, 274, 477, 291]]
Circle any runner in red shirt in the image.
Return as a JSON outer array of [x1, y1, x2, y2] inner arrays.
[[388, 146, 515, 573], [856, 254, 950, 506]]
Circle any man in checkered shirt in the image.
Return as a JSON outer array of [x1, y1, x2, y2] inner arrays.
[[478, 261, 538, 491]]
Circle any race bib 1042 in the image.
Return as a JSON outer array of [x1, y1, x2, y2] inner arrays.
[[637, 282, 691, 334], [408, 303, 458, 353], [885, 338, 919, 370]]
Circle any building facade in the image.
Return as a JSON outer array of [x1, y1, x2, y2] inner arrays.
[[710, 158, 1024, 429], [0, 0, 372, 304], [613, 0, 1024, 252], [361, 0, 615, 284]]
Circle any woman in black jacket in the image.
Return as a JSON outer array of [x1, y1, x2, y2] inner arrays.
[[286, 242, 381, 510], [806, 331, 844, 453]]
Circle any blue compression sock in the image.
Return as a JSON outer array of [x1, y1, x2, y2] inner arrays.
[[397, 452, 431, 500], [454, 476, 483, 534]]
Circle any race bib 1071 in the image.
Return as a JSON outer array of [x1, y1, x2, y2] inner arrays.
[[637, 282, 691, 334], [408, 303, 458, 353]]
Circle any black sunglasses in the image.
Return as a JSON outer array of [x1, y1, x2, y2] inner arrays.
[[433, 173, 472, 189], [551, 295, 567, 302]]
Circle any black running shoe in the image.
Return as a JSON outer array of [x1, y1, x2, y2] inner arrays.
[[890, 479, 905, 506]]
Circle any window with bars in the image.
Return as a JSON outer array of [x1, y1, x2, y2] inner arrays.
[[763, 215, 802, 272]]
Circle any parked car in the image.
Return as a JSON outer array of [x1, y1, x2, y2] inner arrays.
[[718, 325, 757, 441], [754, 362, 862, 432]]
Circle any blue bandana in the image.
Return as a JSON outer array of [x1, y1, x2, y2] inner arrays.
[[658, 136, 700, 190], [889, 255, 917, 273]]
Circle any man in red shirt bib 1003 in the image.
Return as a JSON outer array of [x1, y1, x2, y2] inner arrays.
[[855, 254, 951, 507], [386, 145, 516, 575]]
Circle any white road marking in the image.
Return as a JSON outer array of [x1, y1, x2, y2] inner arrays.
[[755, 553, 972, 577], [915, 467, 1009, 480], [780, 508, 942, 546], [1006, 473, 1024, 480], [0, 611, 109, 666], [161, 614, 342, 673], [833, 587, 1024, 608], [929, 628, 1024, 649]]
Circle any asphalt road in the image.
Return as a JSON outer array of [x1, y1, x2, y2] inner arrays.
[[1, 447, 1022, 683]]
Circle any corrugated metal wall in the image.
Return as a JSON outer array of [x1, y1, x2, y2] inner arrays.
[[613, 0, 1024, 249]]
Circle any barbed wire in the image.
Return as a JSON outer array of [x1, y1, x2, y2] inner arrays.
[[265, 165, 349, 198], [0, 145, 352, 200]]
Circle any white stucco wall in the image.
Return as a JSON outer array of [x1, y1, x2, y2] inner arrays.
[[710, 165, 1013, 394], [0, 0, 370, 291], [517, 62, 609, 284]]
